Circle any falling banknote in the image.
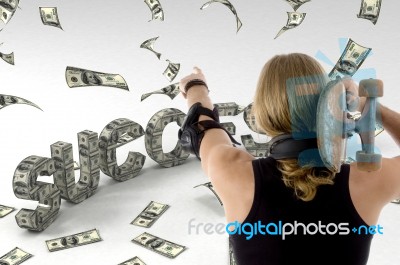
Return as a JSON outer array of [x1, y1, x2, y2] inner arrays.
[[140, 36, 161, 59], [144, 0, 164, 21], [0, 247, 32, 265], [40, 7, 63, 29], [141, 83, 180, 101], [275, 12, 306, 39], [131, 232, 186, 258], [357, 0, 382, 25], [0, 94, 42, 111], [284, 0, 311, 11], [0, 204, 15, 218], [194, 182, 223, 205], [118, 256, 147, 265], [131, 201, 170, 228], [45, 229, 102, 252], [0, 0, 19, 24], [200, 0, 242, 33], [328, 39, 371, 80], [65, 66, 129, 91], [0, 51, 14, 65], [163, 60, 180, 82]]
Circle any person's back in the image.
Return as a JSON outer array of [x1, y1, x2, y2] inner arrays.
[[178, 53, 400, 265]]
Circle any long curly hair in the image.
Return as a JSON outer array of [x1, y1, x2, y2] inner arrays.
[[252, 53, 335, 201]]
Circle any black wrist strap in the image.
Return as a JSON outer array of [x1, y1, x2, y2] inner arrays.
[[184, 79, 209, 94]]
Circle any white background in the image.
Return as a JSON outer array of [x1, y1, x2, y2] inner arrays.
[[0, 0, 399, 264]]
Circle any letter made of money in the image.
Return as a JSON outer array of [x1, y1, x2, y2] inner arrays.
[[0, 51, 14, 65], [0, 204, 15, 218], [163, 60, 180, 82], [140, 36, 161, 59], [357, 0, 382, 25], [200, 0, 242, 33], [214, 102, 246, 136], [194, 182, 223, 205], [131, 232, 186, 259], [241, 134, 268, 157], [284, 0, 311, 11], [328, 39, 372, 80], [0, 0, 19, 24], [65, 66, 129, 91], [242, 103, 264, 134], [274, 12, 306, 39], [131, 201, 170, 228], [141, 83, 180, 101], [0, 94, 42, 111], [45, 229, 102, 252], [144, 108, 189, 167], [40, 7, 63, 29], [118, 256, 146, 265], [0, 247, 32, 265], [144, 0, 164, 21]]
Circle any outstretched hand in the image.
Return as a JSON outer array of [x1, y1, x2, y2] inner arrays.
[[179, 67, 207, 99]]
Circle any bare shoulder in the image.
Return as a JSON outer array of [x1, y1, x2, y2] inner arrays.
[[205, 146, 256, 223], [349, 156, 400, 225]]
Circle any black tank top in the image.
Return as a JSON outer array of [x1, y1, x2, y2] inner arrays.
[[229, 157, 374, 265]]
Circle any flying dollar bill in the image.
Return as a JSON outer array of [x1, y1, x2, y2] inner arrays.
[[140, 36, 161, 59], [141, 83, 180, 101], [40, 7, 63, 29], [0, 204, 15, 218], [347, 111, 384, 136], [274, 12, 306, 39], [0, 247, 32, 265], [328, 39, 372, 80], [0, 94, 42, 111], [194, 182, 223, 205], [65, 66, 129, 91], [0, 0, 19, 24], [131, 201, 170, 228], [46, 229, 102, 252], [284, 0, 311, 11], [357, 0, 382, 25], [144, 0, 164, 21], [163, 60, 180, 82], [118, 256, 146, 265], [0, 51, 14, 65], [131, 232, 186, 259], [200, 0, 242, 33]]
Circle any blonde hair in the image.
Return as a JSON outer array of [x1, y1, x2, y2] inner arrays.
[[253, 53, 335, 201]]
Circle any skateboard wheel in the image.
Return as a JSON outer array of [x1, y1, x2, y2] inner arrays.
[[359, 79, 384, 98], [356, 151, 382, 171]]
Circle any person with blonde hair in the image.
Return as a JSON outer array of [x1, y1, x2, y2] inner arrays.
[[179, 53, 400, 265]]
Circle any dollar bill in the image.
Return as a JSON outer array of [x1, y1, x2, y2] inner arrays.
[[214, 102, 246, 116], [241, 134, 268, 157], [40, 7, 63, 29], [284, 0, 311, 11], [328, 39, 372, 80], [118, 256, 146, 265], [0, 51, 14, 65], [65, 66, 129, 91], [99, 118, 146, 181], [194, 182, 223, 205], [229, 239, 237, 265], [0, 204, 15, 218], [0, 0, 19, 24], [391, 199, 400, 204], [144, 0, 164, 21], [131, 232, 186, 259], [46, 229, 102, 252], [13, 156, 60, 231], [242, 103, 265, 134], [141, 83, 180, 101], [144, 108, 189, 167], [163, 60, 180, 82], [0, 247, 32, 265], [357, 0, 382, 25], [140, 36, 161, 59], [274, 12, 306, 39], [0, 94, 42, 111], [131, 201, 170, 228], [200, 0, 242, 33], [347, 111, 384, 136]]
